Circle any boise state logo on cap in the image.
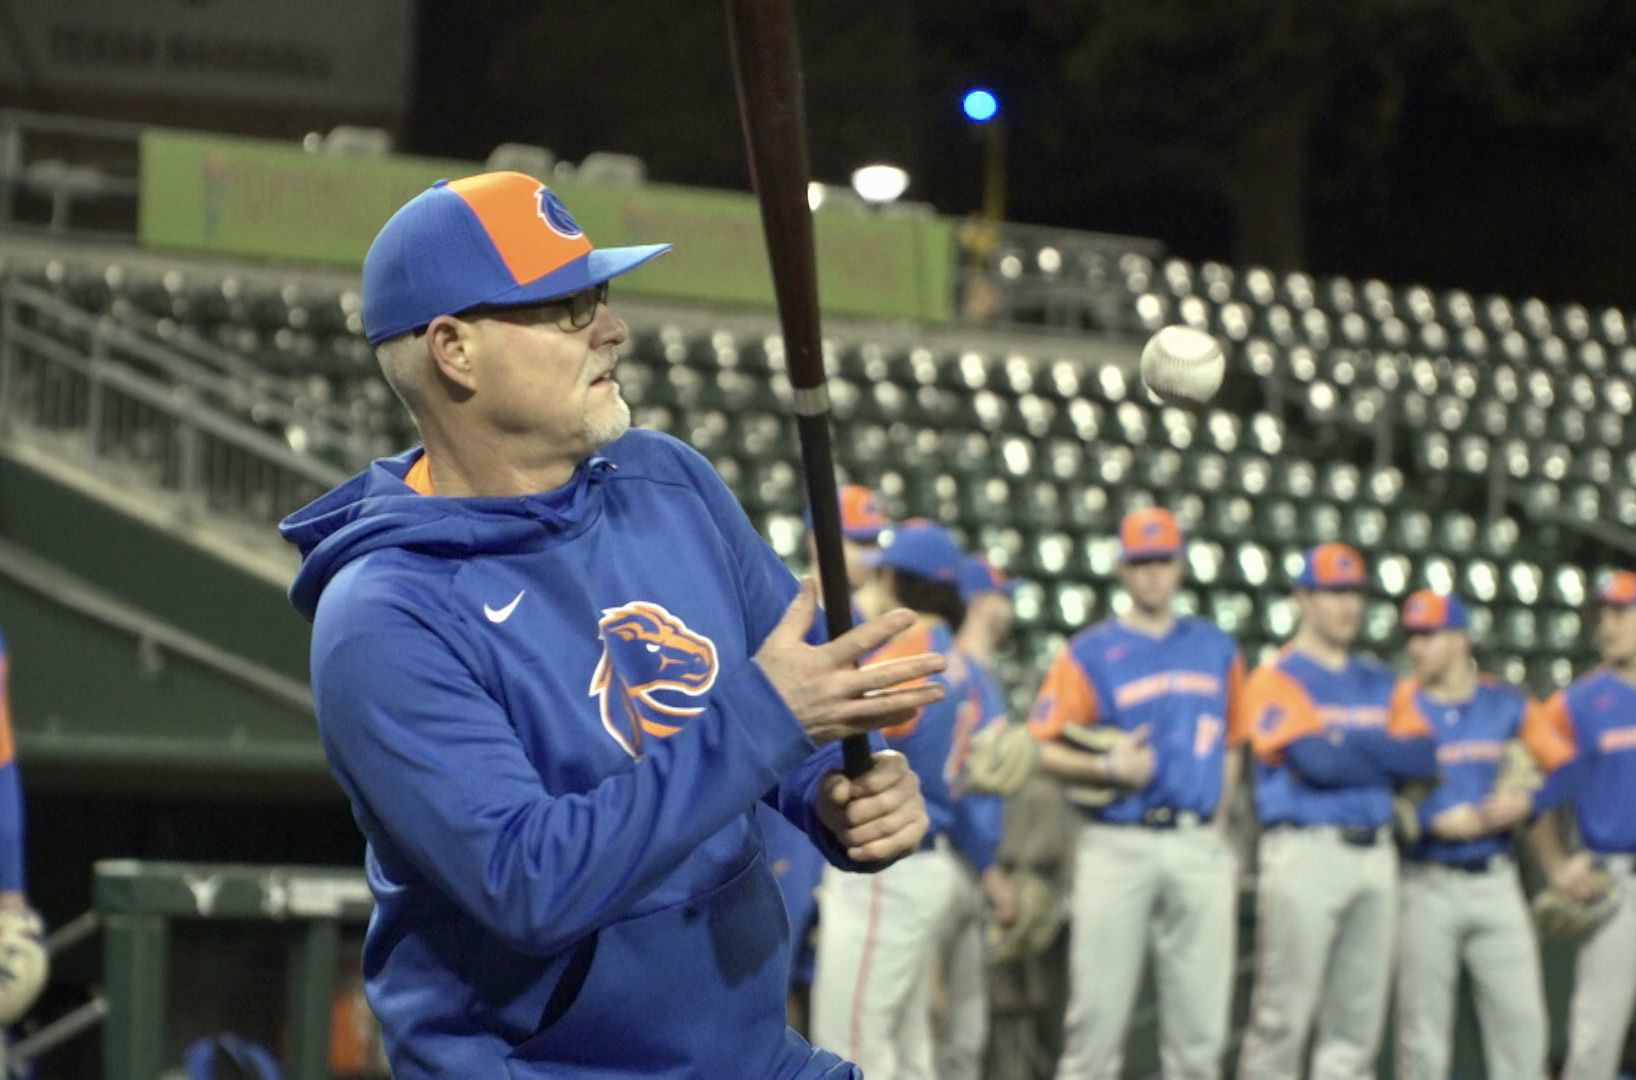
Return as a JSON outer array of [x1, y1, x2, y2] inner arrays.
[[536, 187, 583, 239], [1597, 570, 1636, 607], [1119, 507, 1183, 561], [1295, 542, 1367, 590], [1401, 589, 1468, 631]]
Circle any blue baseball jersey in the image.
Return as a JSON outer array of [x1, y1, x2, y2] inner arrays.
[[1400, 677, 1530, 864], [1027, 617, 1246, 821], [1244, 649, 1430, 828], [1528, 670, 1636, 854], [282, 430, 875, 1080], [947, 654, 1007, 872], [871, 621, 972, 840], [0, 628, 22, 893]]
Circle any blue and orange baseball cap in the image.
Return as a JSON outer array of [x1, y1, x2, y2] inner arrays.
[[873, 520, 963, 584], [959, 554, 1016, 602], [1596, 570, 1636, 607], [1119, 507, 1184, 562], [1294, 542, 1368, 591], [803, 484, 889, 543], [1400, 589, 1469, 632], [361, 172, 671, 344]]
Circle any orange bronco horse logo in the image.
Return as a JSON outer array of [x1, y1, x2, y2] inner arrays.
[[589, 602, 720, 758]]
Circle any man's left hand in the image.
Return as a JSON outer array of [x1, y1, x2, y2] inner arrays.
[[817, 750, 929, 863]]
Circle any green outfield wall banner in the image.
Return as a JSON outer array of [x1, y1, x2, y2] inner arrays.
[[139, 129, 952, 322]]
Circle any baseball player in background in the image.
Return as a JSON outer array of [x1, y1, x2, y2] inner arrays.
[[0, 626, 30, 920], [1390, 590, 1547, 1080], [811, 521, 974, 1079], [761, 483, 895, 1032], [807, 483, 890, 617], [933, 554, 1022, 1080], [1524, 570, 1636, 1079], [281, 172, 943, 1079], [1028, 507, 1246, 1079], [0, 624, 42, 1072], [1236, 543, 1437, 1080]]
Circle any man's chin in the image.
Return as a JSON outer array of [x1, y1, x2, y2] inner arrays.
[[584, 399, 632, 450]]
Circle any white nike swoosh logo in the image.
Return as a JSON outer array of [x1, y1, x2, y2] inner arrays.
[[483, 590, 526, 624]]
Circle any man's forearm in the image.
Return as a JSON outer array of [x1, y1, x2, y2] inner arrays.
[[1527, 808, 1572, 876]]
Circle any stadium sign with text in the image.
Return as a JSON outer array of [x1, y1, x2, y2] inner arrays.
[[0, 0, 413, 113]]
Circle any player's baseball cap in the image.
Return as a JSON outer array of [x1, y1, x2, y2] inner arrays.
[[1400, 589, 1469, 632], [801, 484, 888, 543], [872, 520, 962, 584], [361, 171, 671, 345], [1119, 507, 1184, 562], [959, 554, 1016, 602], [1595, 570, 1636, 607], [1294, 542, 1367, 591]]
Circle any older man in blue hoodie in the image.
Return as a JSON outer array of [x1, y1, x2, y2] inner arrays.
[[281, 172, 940, 1079]]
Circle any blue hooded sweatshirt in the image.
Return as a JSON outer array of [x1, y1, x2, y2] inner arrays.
[[281, 429, 875, 1079]]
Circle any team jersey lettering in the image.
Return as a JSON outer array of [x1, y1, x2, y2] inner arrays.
[[589, 601, 719, 758], [1317, 705, 1388, 728], [1194, 715, 1223, 758], [1436, 740, 1505, 766], [1598, 726, 1636, 754], [1114, 671, 1224, 710]]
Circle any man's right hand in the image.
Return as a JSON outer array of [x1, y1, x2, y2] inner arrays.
[[756, 578, 947, 745], [1104, 724, 1156, 789]]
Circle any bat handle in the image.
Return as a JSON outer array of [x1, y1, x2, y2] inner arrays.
[[842, 733, 873, 779]]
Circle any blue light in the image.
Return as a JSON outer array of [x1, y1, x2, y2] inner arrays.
[[962, 89, 999, 123]]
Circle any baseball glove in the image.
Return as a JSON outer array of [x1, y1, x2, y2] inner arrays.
[[1494, 740, 1543, 794], [1532, 876, 1622, 942], [986, 871, 1061, 965], [1058, 725, 1134, 809], [965, 723, 1038, 797], [0, 908, 47, 1025]]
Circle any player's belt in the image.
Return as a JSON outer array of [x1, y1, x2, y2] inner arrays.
[[1267, 823, 1385, 847], [1411, 853, 1509, 874], [1101, 807, 1213, 830]]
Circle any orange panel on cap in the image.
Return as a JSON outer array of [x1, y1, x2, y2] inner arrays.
[[447, 173, 592, 285]]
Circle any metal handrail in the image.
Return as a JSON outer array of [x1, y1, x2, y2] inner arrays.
[[3, 319, 343, 488], [2, 280, 356, 451], [0, 537, 315, 715]]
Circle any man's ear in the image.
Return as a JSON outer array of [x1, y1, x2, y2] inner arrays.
[[424, 316, 480, 394]]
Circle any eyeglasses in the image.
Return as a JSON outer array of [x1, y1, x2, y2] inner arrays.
[[416, 282, 610, 336]]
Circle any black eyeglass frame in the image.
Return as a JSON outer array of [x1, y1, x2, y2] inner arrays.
[[413, 281, 610, 337]]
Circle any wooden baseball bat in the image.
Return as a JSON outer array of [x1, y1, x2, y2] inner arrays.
[[726, 0, 871, 778]]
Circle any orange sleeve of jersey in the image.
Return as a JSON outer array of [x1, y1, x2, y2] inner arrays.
[[0, 656, 13, 768], [1244, 665, 1325, 763], [1027, 648, 1099, 741], [1225, 652, 1250, 746], [1386, 679, 1433, 739], [874, 624, 938, 741], [1522, 692, 1577, 773]]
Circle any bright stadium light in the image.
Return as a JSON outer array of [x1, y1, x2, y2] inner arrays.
[[962, 88, 999, 123], [850, 164, 910, 205]]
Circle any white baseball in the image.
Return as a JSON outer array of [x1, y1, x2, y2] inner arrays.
[[1139, 325, 1225, 406]]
